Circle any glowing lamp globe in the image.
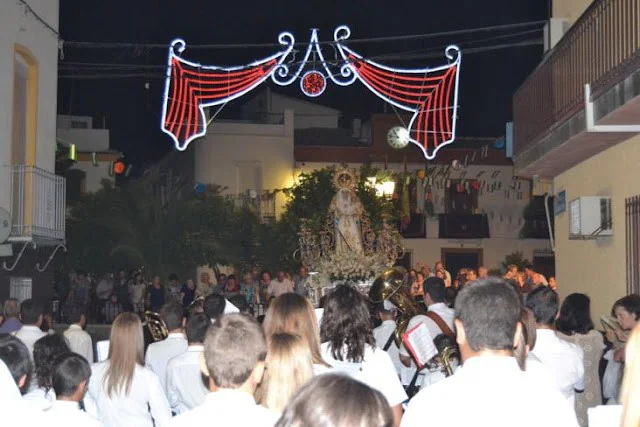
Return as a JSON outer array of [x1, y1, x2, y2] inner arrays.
[[387, 126, 410, 149], [113, 161, 126, 175]]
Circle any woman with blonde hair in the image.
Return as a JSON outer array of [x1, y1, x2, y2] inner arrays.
[[255, 333, 315, 412], [263, 293, 329, 373], [88, 313, 170, 427]]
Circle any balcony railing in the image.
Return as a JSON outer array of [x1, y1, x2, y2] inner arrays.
[[9, 165, 66, 243], [514, 0, 640, 153], [225, 190, 276, 224]]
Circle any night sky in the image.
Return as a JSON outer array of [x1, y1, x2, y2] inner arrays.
[[57, 0, 549, 168]]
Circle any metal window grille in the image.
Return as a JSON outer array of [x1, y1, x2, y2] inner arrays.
[[10, 277, 32, 302], [626, 195, 640, 294]]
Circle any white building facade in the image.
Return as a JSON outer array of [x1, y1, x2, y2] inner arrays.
[[57, 114, 119, 194], [0, 0, 64, 302]]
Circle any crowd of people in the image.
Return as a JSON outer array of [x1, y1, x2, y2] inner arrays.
[[0, 260, 639, 426], [52, 267, 309, 324]]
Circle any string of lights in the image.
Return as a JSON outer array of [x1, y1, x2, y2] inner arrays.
[[57, 39, 543, 80], [61, 20, 546, 50], [58, 27, 543, 73]]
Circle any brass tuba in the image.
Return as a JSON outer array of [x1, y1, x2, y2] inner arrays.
[[144, 311, 168, 342], [369, 267, 425, 346]]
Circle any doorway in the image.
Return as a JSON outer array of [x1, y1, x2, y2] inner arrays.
[[441, 248, 483, 280]]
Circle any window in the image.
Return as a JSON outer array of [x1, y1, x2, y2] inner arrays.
[[445, 179, 478, 214], [626, 195, 640, 294], [10, 277, 32, 302], [71, 120, 89, 129], [12, 46, 37, 167]]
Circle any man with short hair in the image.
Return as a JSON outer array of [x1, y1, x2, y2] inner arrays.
[[166, 313, 211, 414], [373, 301, 402, 377], [15, 299, 47, 357], [466, 269, 478, 282], [167, 314, 279, 426], [0, 298, 22, 333], [401, 279, 579, 427], [524, 264, 548, 286], [478, 266, 488, 279], [434, 261, 452, 287], [267, 271, 294, 298], [0, 334, 32, 394], [64, 306, 94, 363], [145, 302, 188, 391], [46, 353, 102, 426], [525, 286, 584, 407], [399, 277, 455, 386]]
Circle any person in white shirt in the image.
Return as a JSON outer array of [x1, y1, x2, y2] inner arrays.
[[14, 299, 47, 358], [0, 338, 48, 424], [320, 285, 407, 427], [145, 302, 188, 391], [275, 373, 394, 427], [46, 352, 103, 426], [166, 313, 210, 414], [402, 278, 579, 427], [373, 300, 402, 377], [64, 307, 94, 363], [267, 271, 295, 299], [23, 334, 70, 409], [167, 313, 280, 427], [0, 334, 32, 395], [203, 293, 227, 323], [525, 286, 585, 407], [88, 312, 171, 427], [398, 277, 456, 387], [434, 261, 452, 287]]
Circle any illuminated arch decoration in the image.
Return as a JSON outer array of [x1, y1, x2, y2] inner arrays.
[[161, 26, 461, 159]]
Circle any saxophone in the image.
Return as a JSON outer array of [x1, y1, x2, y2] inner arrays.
[[369, 268, 426, 347]]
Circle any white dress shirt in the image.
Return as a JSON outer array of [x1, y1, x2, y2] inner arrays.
[[0, 360, 48, 424], [398, 302, 455, 384], [64, 324, 94, 363], [14, 325, 47, 358], [44, 400, 103, 427], [320, 342, 408, 407], [167, 389, 280, 427], [401, 356, 579, 427], [88, 361, 171, 427], [144, 332, 188, 391], [530, 329, 585, 407], [373, 320, 402, 375], [23, 386, 56, 410], [166, 345, 209, 414]]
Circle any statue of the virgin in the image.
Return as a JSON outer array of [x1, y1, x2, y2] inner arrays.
[[328, 167, 364, 254]]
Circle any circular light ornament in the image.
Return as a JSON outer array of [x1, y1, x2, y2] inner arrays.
[[301, 71, 326, 97]]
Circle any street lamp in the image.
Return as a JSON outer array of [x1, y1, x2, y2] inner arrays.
[[367, 176, 395, 198]]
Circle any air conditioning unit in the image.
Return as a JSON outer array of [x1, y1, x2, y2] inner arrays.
[[544, 18, 570, 52], [569, 197, 612, 239]]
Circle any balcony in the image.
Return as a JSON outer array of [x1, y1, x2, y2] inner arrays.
[[513, 0, 640, 178], [8, 165, 66, 244], [225, 190, 276, 224]]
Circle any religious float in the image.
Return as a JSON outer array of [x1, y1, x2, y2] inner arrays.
[[294, 166, 405, 306]]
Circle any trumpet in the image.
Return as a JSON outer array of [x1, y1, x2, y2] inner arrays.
[[144, 311, 168, 342], [440, 346, 458, 377]]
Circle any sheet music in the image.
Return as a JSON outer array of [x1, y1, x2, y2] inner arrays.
[[402, 322, 438, 369]]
